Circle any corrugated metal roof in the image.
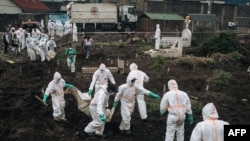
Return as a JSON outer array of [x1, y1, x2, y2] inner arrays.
[[11, 0, 51, 12], [0, 0, 22, 14], [143, 12, 184, 21], [189, 14, 220, 22]]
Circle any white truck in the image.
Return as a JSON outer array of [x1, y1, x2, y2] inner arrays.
[[67, 3, 137, 32]]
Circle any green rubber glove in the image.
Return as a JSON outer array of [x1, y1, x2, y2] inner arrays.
[[188, 114, 193, 124], [65, 83, 74, 88], [160, 111, 164, 116], [99, 114, 106, 122], [113, 101, 119, 108], [148, 92, 161, 100], [88, 89, 93, 96], [43, 94, 48, 105]]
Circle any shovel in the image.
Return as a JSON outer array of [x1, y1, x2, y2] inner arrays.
[[35, 95, 48, 106]]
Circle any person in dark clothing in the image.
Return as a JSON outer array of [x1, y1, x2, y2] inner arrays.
[[2, 32, 9, 55], [11, 34, 19, 56]]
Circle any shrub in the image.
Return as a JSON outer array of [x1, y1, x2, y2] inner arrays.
[[206, 69, 232, 86], [149, 56, 166, 77], [199, 32, 240, 56]]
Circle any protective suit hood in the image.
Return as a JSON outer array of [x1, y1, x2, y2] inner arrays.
[[99, 63, 106, 71], [156, 24, 160, 29], [168, 79, 178, 90], [53, 72, 62, 83], [202, 103, 219, 120], [129, 63, 138, 71]]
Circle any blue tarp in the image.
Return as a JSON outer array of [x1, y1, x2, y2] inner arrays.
[[226, 0, 247, 5], [49, 13, 69, 25]]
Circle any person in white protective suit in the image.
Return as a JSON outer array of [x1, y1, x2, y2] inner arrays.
[[154, 24, 161, 50], [25, 33, 34, 60], [40, 19, 45, 33], [160, 79, 193, 141], [126, 63, 149, 121], [38, 40, 48, 62], [32, 28, 41, 39], [33, 39, 46, 62], [46, 37, 57, 53], [28, 39, 37, 61], [190, 103, 229, 141], [88, 63, 116, 103], [84, 85, 109, 138], [19, 28, 26, 50], [112, 76, 161, 135], [87, 63, 116, 109], [72, 23, 78, 42], [43, 72, 74, 121], [65, 43, 77, 73]]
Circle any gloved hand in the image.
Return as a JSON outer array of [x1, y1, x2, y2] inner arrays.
[[113, 101, 119, 108], [154, 37, 157, 40], [99, 114, 106, 122], [187, 114, 193, 124], [43, 94, 48, 105], [65, 83, 74, 88], [160, 111, 164, 116], [88, 89, 93, 96], [148, 92, 161, 100]]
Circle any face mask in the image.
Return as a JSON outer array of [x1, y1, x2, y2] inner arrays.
[[56, 78, 61, 84]]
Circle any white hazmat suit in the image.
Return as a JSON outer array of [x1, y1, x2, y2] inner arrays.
[[88, 63, 115, 99], [113, 77, 160, 134], [84, 86, 108, 137], [126, 63, 149, 120], [72, 23, 78, 42], [190, 103, 229, 141], [154, 24, 161, 50], [46, 37, 57, 53], [160, 79, 193, 141], [88, 63, 116, 108], [25, 33, 33, 60], [43, 72, 74, 121]]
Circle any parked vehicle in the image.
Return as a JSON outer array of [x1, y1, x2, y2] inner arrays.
[[20, 20, 41, 33], [67, 2, 137, 32]]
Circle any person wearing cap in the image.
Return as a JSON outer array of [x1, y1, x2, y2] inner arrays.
[[190, 103, 229, 141], [112, 76, 161, 135], [160, 79, 193, 141], [65, 42, 77, 73]]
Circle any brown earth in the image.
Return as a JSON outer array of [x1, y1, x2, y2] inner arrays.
[[0, 33, 250, 141]]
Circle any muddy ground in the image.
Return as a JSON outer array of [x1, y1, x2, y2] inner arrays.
[[0, 33, 250, 141]]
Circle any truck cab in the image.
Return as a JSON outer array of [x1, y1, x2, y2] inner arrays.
[[118, 5, 137, 32]]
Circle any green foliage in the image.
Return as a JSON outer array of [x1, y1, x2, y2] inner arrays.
[[228, 51, 244, 62], [149, 56, 166, 77], [118, 42, 125, 48], [199, 32, 240, 56], [135, 39, 152, 46], [211, 69, 232, 86]]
